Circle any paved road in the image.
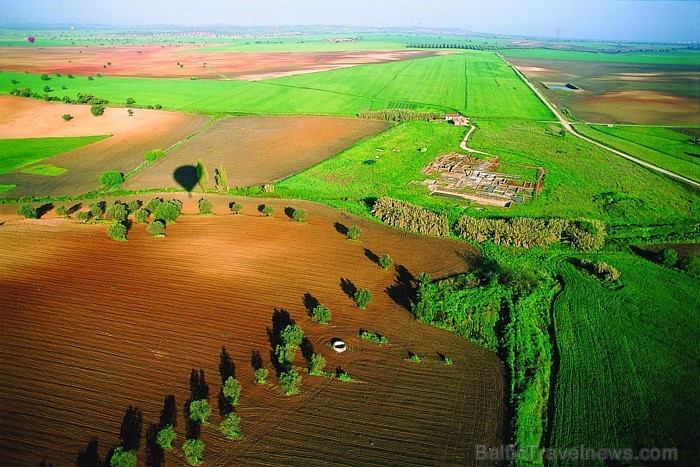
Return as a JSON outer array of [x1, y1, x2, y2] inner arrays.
[[497, 53, 700, 189]]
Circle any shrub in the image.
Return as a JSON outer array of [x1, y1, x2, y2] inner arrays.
[[154, 200, 181, 223], [262, 205, 274, 217], [147, 220, 166, 237], [372, 196, 450, 236], [127, 109, 133, 116], [10, 79, 18, 84], [658, 248, 678, 267], [230, 202, 243, 214], [67, 73, 74, 78], [88, 201, 104, 219], [379, 254, 393, 270], [43, 85, 51, 93], [220, 412, 243, 440], [90, 104, 105, 116], [360, 330, 388, 344], [279, 369, 301, 395], [125, 97, 135, 105], [156, 424, 176, 451], [126, 200, 141, 212], [198, 198, 213, 214], [135, 208, 150, 224], [580, 260, 620, 282], [347, 225, 362, 240], [309, 354, 326, 376], [443, 357, 453, 366], [254, 368, 269, 384], [354, 288, 372, 309], [337, 371, 353, 382], [40, 73, 50, 80], [75, 211, 91, 222], [107, 223, 127, 241], [280, 324, 304, 349], [215, 164, 228, 194], [144, 149, 164, 163], [189, 399, 211, 424], [99, 171, 124, 188], [407, 354, 422, 363], [261, 183, 274, 193], [678, 255, 700, 278], [109, 447, 136, 467], [196, 159, 209, 191], [55, 205, 68, 216], [104, 201, 128, 222], [17, 204, 37, 219], [275, 344, 295, 367], [145, 197, 163, 212], [311, 304, 331, 325], [292, 209, 307, 222], [183, 438, 204, 466], [222, 376, 241, 406], [154, 104, 163, 109], [61, 113, 73, 121]]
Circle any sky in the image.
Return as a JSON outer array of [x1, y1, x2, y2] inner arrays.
[[1, 0, 698, 42]]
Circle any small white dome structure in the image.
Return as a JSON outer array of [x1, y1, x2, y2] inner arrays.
[[331, 339, 347, 353]]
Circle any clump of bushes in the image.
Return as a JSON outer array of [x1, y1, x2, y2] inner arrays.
[[55, 205, 69, 217], [354, 288, 372, 309], [379, 254, 393, 270], [347, 225, 362, 240], [17, 204, 37, 219], [358, 109, 444, 122], [229, 202, 243, 214], [90, 104, 105, 116], [189, 399, 211, 424], [261, 204, 274, 217], [454, 216, 606, 251], [153, 199, 182, 223], [308, 354, 326, 376], [75, 211, 91, 223], [183, 438, 204, 466], [291, 208, 307, 222], [279, 369, 301, 395], [372, 196, 450, 237], [222, 377, 241, 406], [360, 330, 388, 344], [220, 413, 243, 440], [198, 198, 213, 215], [254, 368, 268, 384], [311, 304, 331, 325], [336, 370, 353, 382], [147, 220, 166, 237], [61, 113, 73, 121], [678, 255, 700, 278], [109, 447, 136, 467], [407, 353, 422, 363], [99, 171, 124, 189], [580, 259, 620, 282], [144, 149, 164, 163], [658, 248, 678, 267], [104, 201, 128, 222], [156, 424, 176, 451], [135, 208, 150, 224]]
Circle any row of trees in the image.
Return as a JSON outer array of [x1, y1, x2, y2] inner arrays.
[[196, 159, 229, 194], [372, 196, 450, 237], [357, 109, 444, 123], [454, 216, 606, 251]]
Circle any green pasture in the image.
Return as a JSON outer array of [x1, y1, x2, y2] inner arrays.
[[574, 125, 700, 183], [20, 164, 67, 176], [502, 48, 700, 65], [0, 136, 108, 174], [550, 255, 700, 465]]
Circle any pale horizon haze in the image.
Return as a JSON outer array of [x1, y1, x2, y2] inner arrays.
[[0, 0, 698, 42]]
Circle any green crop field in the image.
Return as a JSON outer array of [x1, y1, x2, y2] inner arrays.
[[574, 125, 700, 183], [0, 136, 108, 174], [19, 164, 67, 176], [550, 256, 700, 465]]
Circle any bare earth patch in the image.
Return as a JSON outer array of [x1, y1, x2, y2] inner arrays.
[[123, 116, 389, 190], [0, 44, 450, 80], [0, 197, 504, 466], [0, 96, 209, 197]]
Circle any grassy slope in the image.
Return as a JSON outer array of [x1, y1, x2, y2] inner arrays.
[[551, 256, 700, 465], [573, 125, 700, 183], [502, 48, 700, 65], [0, 136, 108, 174]]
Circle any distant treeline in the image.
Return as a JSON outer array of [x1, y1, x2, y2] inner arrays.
[[358, 109, 444, 123], [407, 43, 503, 50], [371, 197, 450, 237]]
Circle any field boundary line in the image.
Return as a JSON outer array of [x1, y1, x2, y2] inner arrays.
[[497, 53, 700, 189]]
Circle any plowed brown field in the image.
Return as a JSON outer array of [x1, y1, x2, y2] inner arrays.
[[0, 96, 209, 197], [122, 116, 389, 190], [0, 196, 504, 466], [0, 44, 447, 80]]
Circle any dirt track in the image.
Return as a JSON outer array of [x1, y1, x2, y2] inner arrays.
[[0, 197, 504, 466]]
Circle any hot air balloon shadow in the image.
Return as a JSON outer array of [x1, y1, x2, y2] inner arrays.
[[174, 165, 198, 197]]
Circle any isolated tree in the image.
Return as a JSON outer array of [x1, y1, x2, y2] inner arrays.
[[262, 205, 274, 217], [155, 424, 176, 451], [229, 202, 243, 215], [254, 368, 268, 384], [189, 399, 211, 424], [61, 113, 73, 121], [104, 202, 128, 222], [347, 225, 362, 240], [17, 204, 37, 219], [154, 200, 181, 223], [215, 164, 228, 194], [55, 205, 69, 216], [99, 171, 124, 188], [280, 324, 304, 349], [220, 413, 243, 440], [107, 222, 127, 241], [109, 447, 136, 467], [90, 104, 105, 116], [275, 344, 295, 368], [43, 85, 51, 93], [308, 354, 326, 376], [354, 288, 372, 309], [379, 254, 393, 270], [147, 220, 166, 237], [222, 377, 241, 406], [311, 304, 331, 325], [183, 438, 204, 466], [198, 198, 213, 215], [75, 211, 91, 223], [292, 208, 307, 223], [40, 73, 50, 80], [135, 208, 150, 224], [279, 369, 301, 395], [659, 248, 678, 267], [144, 149, 164, 163], [196, 158, 209, 191], [127, 109, 133, 116], [125, 97, 135, 106]]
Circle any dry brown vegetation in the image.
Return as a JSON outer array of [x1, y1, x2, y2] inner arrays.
[[0, 197, 503, 466]]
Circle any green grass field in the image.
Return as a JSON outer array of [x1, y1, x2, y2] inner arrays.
[[0, 136, 109, 174], [573, 125, 700, 183], [19, 164, 68, 176], [550, 255, 699, 465]]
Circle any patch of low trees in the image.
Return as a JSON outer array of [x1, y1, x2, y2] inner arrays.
[[144, 149, 164, 163], [109, 447, 136, 467], [358, 109, 444, 122], [579, 259, 620, 282], [372, 196, 450, 237], [454, 216, 606, 251]]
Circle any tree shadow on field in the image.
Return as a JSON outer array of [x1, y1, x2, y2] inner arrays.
[[334, 221, 348, 236], [251, 350, 263, 371], [300, 337, 315, 363], [119, 405, 143, 451], [173, 165, 198, 193], [267, 308, 295, 375], [219, 346, 236, 382], [385, 265, 416, 311], [76, 437, 102, 467], [284, 206, 295, 220], [362, 197, 378, 210], [39, 461, 55, 467], [145, 422, 164, 467], [189, 369, 209, 401], [182, 399, 201, 440], [67, 203, 82, 215], [364, 248, 380, 266], [36, 203, 53, 219], [159, 395, 177, 428], [303, 293, 320, 318], [340, 277, 357, 300]]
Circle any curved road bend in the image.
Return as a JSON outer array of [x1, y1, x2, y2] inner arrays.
[[496, 53, 700, 189]]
